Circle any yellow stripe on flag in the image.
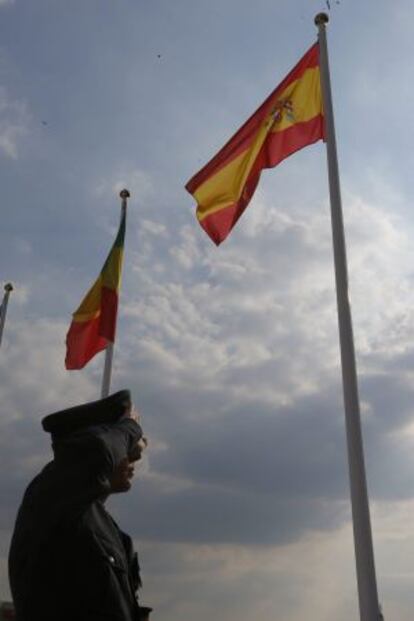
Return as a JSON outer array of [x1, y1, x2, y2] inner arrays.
[[193, 66, 322, 222], [270, 66, 322, 132], [102, 246, 124, 291]]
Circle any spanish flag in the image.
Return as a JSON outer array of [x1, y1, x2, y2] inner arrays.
[[186, 43, 324, 245], [65, 209, 126, 370]]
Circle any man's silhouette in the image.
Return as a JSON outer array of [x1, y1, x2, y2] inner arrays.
[[9, 390, 152, 621]]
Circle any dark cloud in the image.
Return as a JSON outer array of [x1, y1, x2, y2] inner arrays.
[[102, 356, 414, 547], [5, 354, 414, 552], [118, 483, 349, 546]]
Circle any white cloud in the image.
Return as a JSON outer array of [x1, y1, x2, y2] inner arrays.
[[0, 316, 99, 476], [343, 192, 414, 359], [121, 188, 414, 408], [94, 168, 154, 203], [0, 87, 30, 159]]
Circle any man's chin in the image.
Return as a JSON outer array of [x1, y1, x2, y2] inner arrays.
[[121, 480, 132, 492], [112, 480, 132, 494]]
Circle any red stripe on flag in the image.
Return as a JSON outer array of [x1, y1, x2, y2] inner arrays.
[[259, 114, 324, 169], [99, 286, 119, 342], [65, 287, 119, 370], [199, 115, 324, 245], [65, 316, 108, 370]]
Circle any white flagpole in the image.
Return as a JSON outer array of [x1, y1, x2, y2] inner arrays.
[[101, 189, 129, 398], [0, 283, 14, 348], [315, 13, 382, 621]]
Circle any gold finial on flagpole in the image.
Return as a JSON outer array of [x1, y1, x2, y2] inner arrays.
[[119, 189, 130, 200], [4, 282, 13, 292], [314, 12, 329, 26]]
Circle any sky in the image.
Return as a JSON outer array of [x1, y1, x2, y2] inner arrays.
[[0, 0, 414, 619]]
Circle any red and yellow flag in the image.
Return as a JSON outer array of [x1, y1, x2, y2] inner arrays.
[[185, 43, 324, 245], [65, 210, 126, 370]]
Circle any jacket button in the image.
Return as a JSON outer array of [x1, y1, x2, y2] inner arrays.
[[109, 556, 115, 564]]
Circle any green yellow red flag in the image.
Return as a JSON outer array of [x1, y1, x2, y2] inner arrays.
[[185, 43, 324, 245], [65, 209, 126, 370]]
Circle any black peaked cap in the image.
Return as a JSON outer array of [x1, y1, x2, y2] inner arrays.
[[42, 390, 131, 437]]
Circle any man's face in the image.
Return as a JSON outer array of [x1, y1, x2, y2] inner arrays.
[[109, 437, 147, 494]]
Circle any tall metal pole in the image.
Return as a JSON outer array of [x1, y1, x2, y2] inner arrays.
[[101, 189, 129, 398], [0, 283, 14, 348], [315, 13, 381, 621]]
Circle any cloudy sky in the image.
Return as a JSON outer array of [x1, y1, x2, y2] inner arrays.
[[1, 0, 414, 619]]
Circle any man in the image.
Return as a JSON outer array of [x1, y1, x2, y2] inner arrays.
[[8, 390, 152, 621]]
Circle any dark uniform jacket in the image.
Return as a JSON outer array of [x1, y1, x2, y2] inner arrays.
[[9, 418, 147, 621]]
